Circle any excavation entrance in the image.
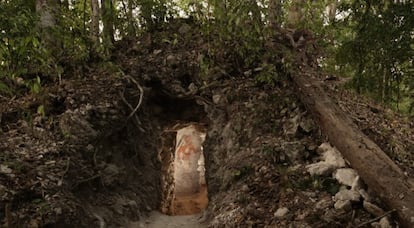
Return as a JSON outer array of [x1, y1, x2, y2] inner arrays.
[[160, 124, 208, 216]]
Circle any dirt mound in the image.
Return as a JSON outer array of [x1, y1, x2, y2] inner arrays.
[[323, 77, 414, 176], [0, 20, 405, 227], [0, 70, 165, 226]]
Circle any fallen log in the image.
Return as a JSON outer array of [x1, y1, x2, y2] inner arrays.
[[292, 71, 414, 227]]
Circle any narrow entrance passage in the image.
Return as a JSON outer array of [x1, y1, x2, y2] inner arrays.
[[159, 123, 208, 216], [172, 125, 208, 215]]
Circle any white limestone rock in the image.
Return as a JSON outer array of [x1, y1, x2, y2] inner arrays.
[[334, 200, 352, 211], [212, 94, 221, 104], [334, 168, 358, 187], [306, 162, 334, 176], [334, 189, 360, 202], [322, 148, 346, 168], [379, 217, 393, 228], [317, 142, 333, 154], [372, 217, 393, 228], [274, 207, 290, 218], [351, 175, 365, 191]]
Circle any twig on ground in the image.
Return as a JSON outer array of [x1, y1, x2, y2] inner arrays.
[[355, 209, 397, 228]]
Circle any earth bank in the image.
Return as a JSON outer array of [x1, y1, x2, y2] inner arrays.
[[0, 21, 406, 227]]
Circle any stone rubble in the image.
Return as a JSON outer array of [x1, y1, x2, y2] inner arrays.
[[306, 162, 334, 176], [334, 200, 352, 211], [306, 142, 394, 227], [334, 189, 360, 202], [372, 217, 393, 228], [334, 168, 358, 187], [274, 207, 290, 218], [363, 201, 385, 217]]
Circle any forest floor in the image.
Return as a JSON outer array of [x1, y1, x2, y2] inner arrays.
[[0, 20, 413, 227]]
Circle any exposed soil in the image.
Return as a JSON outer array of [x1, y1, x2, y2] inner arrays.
[[173, 186, 208, 215], [0, 20, 411, 227], [128, 211, 206, 228], [324, 77, 414, 177]]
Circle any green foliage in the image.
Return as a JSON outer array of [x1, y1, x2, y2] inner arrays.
[[0, 0, 51, 95], [27, 76, 42, 94], [205, 0, 266, 69], [0, 0, 410, 115], [138, 0, 177, 29], [198, 54, 212, 80], [162, 33, 179, 46], [0, 81, 12, 95], [37, 105, 46, 117], [336, 1, 414, 112], [56, 1, 91, 65], [255, 63, 278, 85]]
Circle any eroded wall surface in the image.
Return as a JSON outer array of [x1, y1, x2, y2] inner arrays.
[[174, 125, 206, 196]]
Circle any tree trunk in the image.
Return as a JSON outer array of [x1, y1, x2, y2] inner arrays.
[[36, 0, 59, 48], [268, 0, 282, 29], [292, 68, 414, 228], [90, 0, 100, 43], [101, 0, 115, 47], [127, 0, 136, 36], [36, 0, 64, 62], [287, 0, 305, 28], [326, 0, 337, 22]]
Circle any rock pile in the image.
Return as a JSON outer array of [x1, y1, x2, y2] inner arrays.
[[306, 143, 394, 228]]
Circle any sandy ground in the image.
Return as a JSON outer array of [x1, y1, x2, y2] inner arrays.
[[172, 185, 208, 215], [129, 186, 208, 227], [128, 211, 206, 228]]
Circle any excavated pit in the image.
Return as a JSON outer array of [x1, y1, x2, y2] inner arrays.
[[159, 125, 209, 216], [171, 125, 208, 215], [150, 90, 209, 216]]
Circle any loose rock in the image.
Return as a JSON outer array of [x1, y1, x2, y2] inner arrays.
[[213, 94, 221, 104], [322, 148, 346, 168], [283, 115, 300, 137], [274, 207, 290, 218], [363, 201, 384, 217], [334, 200, 352, 211], [166, 54, 179, 66], [306, 162, 334, 176], [372, 217, 393, 228], [299, 117, 315, 133], [334, 168, 358, 187], [379, 217, 393, 228], [0, 165, 12, 174], [351, 175, 365, 191], [334, 189, 360, 202], [317, 142, 333, 154]]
